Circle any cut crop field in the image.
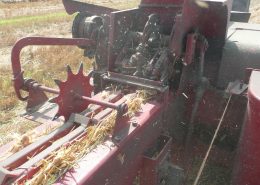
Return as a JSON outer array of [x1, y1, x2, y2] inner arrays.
[[0, 0, 140, 145], [250, 0, 260, 23]]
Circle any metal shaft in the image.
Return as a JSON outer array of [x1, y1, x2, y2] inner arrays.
[[75, 93, 121, 110], [33, 84, 121, 111], [32, 84, 59, 94]]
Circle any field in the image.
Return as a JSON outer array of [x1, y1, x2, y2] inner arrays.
[[0, 0, 260, 184], [0, 0, 140, 145], [250, 0, 260, 23]]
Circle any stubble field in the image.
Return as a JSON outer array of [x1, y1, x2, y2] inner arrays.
[[0, 0, 140, 145]]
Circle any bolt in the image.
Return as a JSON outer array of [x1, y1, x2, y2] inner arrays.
[[132, 121, 139, 127], [114, 136, 121, 143], [240, 82, 243, 90]]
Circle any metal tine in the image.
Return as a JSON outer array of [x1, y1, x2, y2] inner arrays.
[[52, 113, 61, 121], [78, 62, 84, 75], [54, 79, 62, 87], [66, 65, 74, 77], [49, 96, 58, 103]]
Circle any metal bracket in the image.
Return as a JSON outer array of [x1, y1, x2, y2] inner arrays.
[[140, 135, 174, 185], [102, 72, 168, 92], [69, 113, 91, 127], [226, 80, 248, 95]]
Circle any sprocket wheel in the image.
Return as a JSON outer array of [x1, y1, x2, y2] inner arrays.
[[52, 63, 93, 121]]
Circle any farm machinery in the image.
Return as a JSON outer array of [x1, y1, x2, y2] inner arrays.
[[1, 0, 260, 184]]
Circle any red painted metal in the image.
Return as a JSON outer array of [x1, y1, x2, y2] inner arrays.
[[11, 37, 95, 102], [184, 34, 197, 66], [171, 0, 232, 58], [10, 100, 164, 185], [51, 64, 94, 121], [25, 81, 121, 112], [232, 70, 260, 185], [0, 92, 123, 185], [80, 95, 121, 110], [1, 122, 75, 170], [56, 102, 164, 185], [4, 0, 260, 184]]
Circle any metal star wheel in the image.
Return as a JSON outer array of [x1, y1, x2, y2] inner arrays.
[[52, 63, 93, 121]]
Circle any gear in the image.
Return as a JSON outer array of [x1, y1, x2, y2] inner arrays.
[[52, 63, 93, 121]]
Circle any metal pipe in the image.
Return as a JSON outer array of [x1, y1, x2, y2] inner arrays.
[[75, 93, 121, 110], [11, 37, 95, 101], [32, 84, 59, 95], [29, 83, 121, 111], [183, 35, 209, 178]]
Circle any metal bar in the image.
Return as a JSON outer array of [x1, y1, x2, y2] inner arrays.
[[2, 92, 123, 171], [33, 84, 59, 95], [71, 103, 163, 185], [28, 82, 123, 112], [1, 122, 75, 169], [81, 92, 123, 116], [12, 96, 126, 183], [103, 72, 168, 92], [11, 37, 95, 101], [77, 94, 121, 111], [14, 125, 86, 174], [0, 124, 86, 185], [139, 3, 182, 8], [183, 35, 208, 177]]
